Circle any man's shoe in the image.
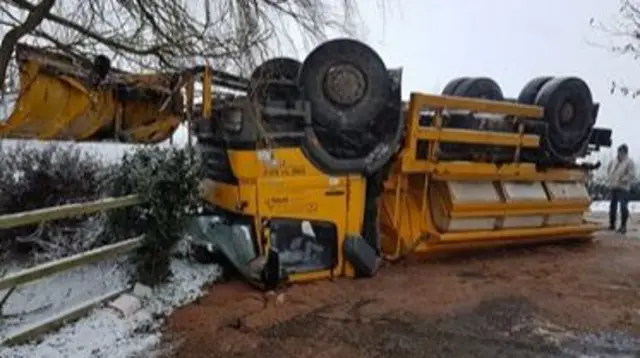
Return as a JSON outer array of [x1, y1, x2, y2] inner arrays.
[[608, 225, 616, 231], [617, 227, 627, 234]]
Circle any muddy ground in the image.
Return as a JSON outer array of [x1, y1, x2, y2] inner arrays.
[[162, 214, 640, 358]]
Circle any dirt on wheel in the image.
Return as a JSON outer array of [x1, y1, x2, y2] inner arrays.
[[161, 216, 640, 358]]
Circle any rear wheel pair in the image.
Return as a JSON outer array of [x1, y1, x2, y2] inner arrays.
[[440, 76, 596, 163]]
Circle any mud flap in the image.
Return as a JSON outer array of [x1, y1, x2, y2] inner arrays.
[[343, 235, 380, 278]]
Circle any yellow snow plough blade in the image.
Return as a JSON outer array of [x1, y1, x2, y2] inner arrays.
[[0, 44, 183, 143]]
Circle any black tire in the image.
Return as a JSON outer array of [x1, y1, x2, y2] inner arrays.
[[440, 78, 504, 158], [516, 77, 554, 163], [517, 76, 554, 104], [298, 38, 390, 130], [534, 77, 595, 161], [250, 57, 301, 84], [249, 57, 302, 102], [442, 77, 469, 95], [447, 77, 503, 130], [453, 77, 504, 100]]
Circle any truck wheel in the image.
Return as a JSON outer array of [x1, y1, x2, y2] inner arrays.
[[535, 77, 595, 162], [442, 77, 469, 95], [453, 77, 504, 100], [249, 57, 301, 102], [250, 57, 301, 84], [298, 38, 391, 131], [517, 76, 554, 104]]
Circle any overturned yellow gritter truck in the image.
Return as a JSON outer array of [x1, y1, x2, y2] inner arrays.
[[1, 40, 613, 289], [186, 38, 613, 289]]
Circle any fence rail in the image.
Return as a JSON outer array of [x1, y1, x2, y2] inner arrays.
[[2, 287, 130, 346], [0, 195, 145, 346], [0, 236, 143, 291], [0, 195, 141, 230]]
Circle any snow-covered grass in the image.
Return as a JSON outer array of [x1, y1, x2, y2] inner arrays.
[[590, 200, 640, 213], [0, 241, 222, 358]]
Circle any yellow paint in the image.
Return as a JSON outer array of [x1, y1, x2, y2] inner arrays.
[[201, 90, 601, 283], [1, 50, 183, 143], [201, 146, 362, 280], [381, 91, 598, 262]]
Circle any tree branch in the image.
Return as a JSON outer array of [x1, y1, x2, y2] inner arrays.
[[8, 0, 169, 56], [0, 0, 56, 95], [1, 0, 362, 94]]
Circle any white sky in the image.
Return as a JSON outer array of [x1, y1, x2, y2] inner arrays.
[[285, 0, 639, 159], [2, 0, 638, 162]]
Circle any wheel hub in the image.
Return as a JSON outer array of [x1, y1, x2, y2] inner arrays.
[[560, 102, 575, 125], [323, 63, 366, 106]]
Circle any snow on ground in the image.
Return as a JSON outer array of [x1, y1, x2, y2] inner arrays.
[[590, 200, 640, 213], [0, 244, 222, 358], [0, 258, 131, 340]]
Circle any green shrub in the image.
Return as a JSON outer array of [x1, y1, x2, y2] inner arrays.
[[103, 146, 200, 286]]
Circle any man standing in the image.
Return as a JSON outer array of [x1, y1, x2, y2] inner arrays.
[[607, 144, 635, 234]]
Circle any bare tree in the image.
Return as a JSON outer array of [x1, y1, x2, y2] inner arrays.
[[0, 0, 362, 95], [590, 0, 640, 97]]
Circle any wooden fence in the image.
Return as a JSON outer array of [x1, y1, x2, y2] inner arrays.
[[0, 195, 144, 346]]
